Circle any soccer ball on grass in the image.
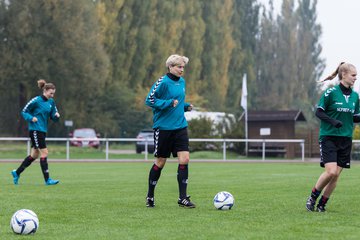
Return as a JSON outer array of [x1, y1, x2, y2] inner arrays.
[[213, 191, 235, 210], [10, 209, 39, 235]]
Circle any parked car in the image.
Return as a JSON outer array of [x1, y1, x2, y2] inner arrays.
[[135, 129, 154, 154], [69, 128, 100, 148]]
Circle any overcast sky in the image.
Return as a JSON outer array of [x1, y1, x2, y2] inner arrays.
[[258, 0, 360, 92]]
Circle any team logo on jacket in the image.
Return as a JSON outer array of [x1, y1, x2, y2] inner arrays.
[[324, 87, 335, 97]]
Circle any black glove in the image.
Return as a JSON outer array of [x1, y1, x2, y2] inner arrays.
[[353, 115, 360, 123], [330, 119, 343, 128]]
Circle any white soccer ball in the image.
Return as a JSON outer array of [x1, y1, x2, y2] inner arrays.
[[10, 209, 39, 235], [213, 191, 235, 210]]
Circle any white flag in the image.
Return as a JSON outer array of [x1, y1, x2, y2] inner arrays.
[[241, 74, 247, 111]]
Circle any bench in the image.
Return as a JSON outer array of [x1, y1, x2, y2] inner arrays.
[[248, 144, 286, 157]]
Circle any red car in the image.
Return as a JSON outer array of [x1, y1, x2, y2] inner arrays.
[[69, 128, 100, 148]]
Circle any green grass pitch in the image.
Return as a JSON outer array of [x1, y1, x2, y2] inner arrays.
[[0, 161, 360, 239]]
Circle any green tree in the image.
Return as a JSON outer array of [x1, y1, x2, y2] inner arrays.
[[295, 0, 325, 123], [0, 0, 110, 136], [254, 1, 279, 109], [0, 0, 19, 135], [254, 0, 324, 122], [178, 0, 207, 107], [201, 0, 235, 110], [0, 0, 326, 138], [93, 82, 151, 137], [187, 117, 214, 151], [226, 0, 260, 112]]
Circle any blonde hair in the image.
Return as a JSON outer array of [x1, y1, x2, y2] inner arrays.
[[165, 54, 189, 68], [37, 79, 56, 91], [320, 62, 356, 82]]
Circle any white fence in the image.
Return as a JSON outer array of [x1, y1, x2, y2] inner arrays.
[[0, 137, 305, 161]]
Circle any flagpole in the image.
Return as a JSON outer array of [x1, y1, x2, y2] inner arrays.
[[245, 107, 248, 156], [241, 74, 248, 156]]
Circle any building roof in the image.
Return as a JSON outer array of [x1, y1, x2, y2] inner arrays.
[[247, 110, 306, 122]]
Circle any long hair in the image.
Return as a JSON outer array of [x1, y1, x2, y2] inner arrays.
[[319, 62, 355, 82]]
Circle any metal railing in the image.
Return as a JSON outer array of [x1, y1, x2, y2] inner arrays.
[[0, 137, 305, 161]]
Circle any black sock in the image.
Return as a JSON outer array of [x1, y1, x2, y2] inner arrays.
[[16, 155, 35, 175], [311, 187, 321, 200], [40, 157, 49, 181], [177, 164, 188, 199], [147, 164, 162, 198], [318, 195, 329, 207]]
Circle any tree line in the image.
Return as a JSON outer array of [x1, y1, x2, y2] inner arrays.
[[0, 0, 323, 138]]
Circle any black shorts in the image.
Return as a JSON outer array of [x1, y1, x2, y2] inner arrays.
[[29, 130, 47, 149], [319, 136, 352, 168], [154, 127, 189, 158]]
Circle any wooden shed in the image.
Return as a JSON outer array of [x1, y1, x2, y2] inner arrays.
[[246, 110, 306, 158]]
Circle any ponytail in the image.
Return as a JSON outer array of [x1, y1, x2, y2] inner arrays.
[[318, 62, 345, 82], [37, 79, 47, 89], [37, 79, 56, 91]]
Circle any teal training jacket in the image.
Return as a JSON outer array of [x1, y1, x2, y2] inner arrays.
[[21, 95, 59, 133], [145, 74, 191, 130]]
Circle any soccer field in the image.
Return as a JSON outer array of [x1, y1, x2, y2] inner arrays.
[[0, 161, 359, 240]]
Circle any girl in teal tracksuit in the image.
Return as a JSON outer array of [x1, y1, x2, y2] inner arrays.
[[145, 54, 196, 208], [12, 79, 60, 185]]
